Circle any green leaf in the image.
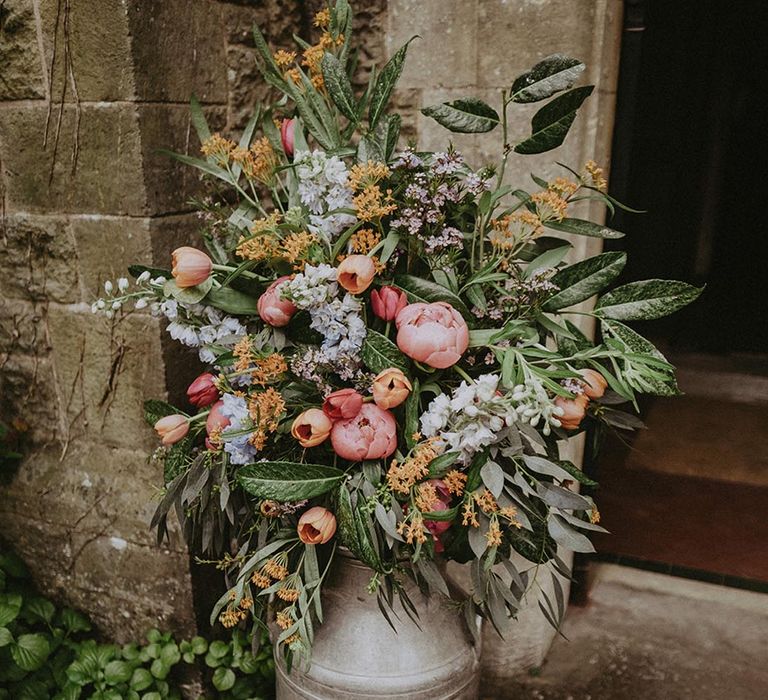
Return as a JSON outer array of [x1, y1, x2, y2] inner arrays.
[[404, 377, 420, 451], [385, 114, 402, 159], [129, 668, 154, 692], [362, 329, 408, 374], [547, 514, 595, 553], [596, 279, 703, 321], [369, 37, 416, 129], [204, 286, 260, 315], [0, 627, 12, 647], [143, 399, 178, 428], [421, 97, 500, 133], [238, 462, 345, 501], [149, 658, 169, 679], [543, 252, 626, 311], [427, 451, 459, 477], [393, 274, 473, 324], [524, 244, 571, 278], [511, 54, 586, 103], [189, 95, 211, 145], [321, 52, 358, 121], [0, 593, 22, 626], [22, 597, 55, 624], [164, 277, 213, 305], [212, 667, 236, 691], [104, 660, 133, 684], [336, 485, 380, 570], [543, 217, 624, 239], [208, 640, 229, 659], [190, 636, 208, 655], [514, 85, 594, 154], [161, 150, 230, 181], [11, 633, 50, 671]]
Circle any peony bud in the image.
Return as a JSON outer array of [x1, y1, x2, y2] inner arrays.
[[330, 404, 397, 461], [297, 506, 337, 545], [291, 408, 333, 448], [322, 388, 364, 421], [171, 247, 213, 288], [578, 369, 608, 399], [371, 285, 408, 321], [554, 394, 589, 431], [337, 255, 376, 294], [154, 414, 189, 446], [187, 372, 219, 408], [396, 301, 469, 369], [371, 368, 412, 409], [280, 118, 295, 157]]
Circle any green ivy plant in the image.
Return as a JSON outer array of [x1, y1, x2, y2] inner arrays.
[[0, 547, 275, 699]]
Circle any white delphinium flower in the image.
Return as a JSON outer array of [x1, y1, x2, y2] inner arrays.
[[282, 263, 338, 309], [420, 374, 518, 465], [219, 393, 257, 465], [510, 377, 565, 433], [310, 293, 366, 360], [117, 277, 129, 292]]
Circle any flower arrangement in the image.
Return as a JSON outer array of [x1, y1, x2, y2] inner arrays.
[[93, 1, 700, 667]]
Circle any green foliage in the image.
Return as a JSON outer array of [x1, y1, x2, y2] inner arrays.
[[0, 546, 275, 699], [237, 462, 346, 501], [510, 54, 586, 103], [421, 97, 500, 133], [361, 329, 408, 374]]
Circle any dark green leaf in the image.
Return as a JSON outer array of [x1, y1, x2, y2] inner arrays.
[[362, 329, 408, 374], [322, 53, 358, 121], [596, 279, 704, 321], [0, 593, 22, 626], [543, 217, 624, 239], [104, 660, 132, 684], [0, 627, 12, 647], [11, 633, 50, 671], [514, 85, 594, 154], [237, 462, 345, 501], [393, 274, 473, 324], [511, 54, 585, 103], [59, 607, 91, 634], [130, 668, 154, 692], [385, 114, 402, 159], [543, 252, 627, 311], [421, 97, 500, 133], [189, 95, 212, 143], [204, 286, 260, 315], [369, 37, 417, 129], [212, 667, 236, 691]]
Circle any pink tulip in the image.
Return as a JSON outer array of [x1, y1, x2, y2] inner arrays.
[[297, 506, 337, 545], [171, 247, 212, 288], [330, 403, 397, 461], [154, 414, 189, 446], [322, 388, 364, 421], [258, 276, 297, 327], [371, 286, 408, 321], [371, 367, 412, 409], [555, 394, 589, 431], [291, 408, 333, 448], [281, 118, 295, 158], [578, 369, 608, 399], [337, 255, 376, 294], [187, 372, 219, 408], [395, 302, 469, 369]]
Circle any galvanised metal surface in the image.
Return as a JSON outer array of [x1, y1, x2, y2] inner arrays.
[[275, 549, 480, 699]]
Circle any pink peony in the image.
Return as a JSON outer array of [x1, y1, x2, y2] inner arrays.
[[371, 286, 408, 321], [330, 403, 397, 461], [258, 276, 297, 327], [395, 301, 469, 369], [323, 388, 364, 421]]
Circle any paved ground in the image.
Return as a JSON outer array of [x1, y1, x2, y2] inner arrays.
[[500, 564, 768, 700]]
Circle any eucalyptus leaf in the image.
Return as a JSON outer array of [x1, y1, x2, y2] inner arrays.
[[480, 461, 504, 498], [543, 252, 627, 311], [238, 462, 345, 501], [422, 97, 500, 133], [514, 85, 594, 154], [596, 279, 704, 321], [547, 514, 595, 553], [536, 482, 591, 510], [511, 54, 585, 103]]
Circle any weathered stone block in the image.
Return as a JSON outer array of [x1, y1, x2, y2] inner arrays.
[[387, 0, 478, 89], [0, 213, 79, 303], [0, 0, 46, 99], [0, 103, 147, 215], [126, 0, 228, 104]]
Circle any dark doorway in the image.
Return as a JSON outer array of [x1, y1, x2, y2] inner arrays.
[[589, 0, 768, 588]]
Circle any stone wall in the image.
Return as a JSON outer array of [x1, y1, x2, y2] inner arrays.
[[0, 0, 620, 651]]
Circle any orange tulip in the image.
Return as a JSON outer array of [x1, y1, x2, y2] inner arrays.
[[291, 408, 332, 447], [336, 255, 376, 294], [154, 414, 189, 446], [171, 247, 212, 288], [554, 394, 589, 431], [297, 506, 337, 545], [372, 368, 412, 409], [578, 369, 608, 399]]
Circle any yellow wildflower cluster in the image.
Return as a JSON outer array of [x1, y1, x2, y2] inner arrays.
[[231, 137, 278, 185], [488, 211, 545, 252], [590, 507, 601, 524], [201, 133, 236, 165], [486, 517, 503, 547], [236, 213, 281, 262], [499, 506, 523, 529], [281, 231, 317, 268], [218, 594, 253, 628], [443, 469, 467, 497], [547, 176, 580, 198], [474, 489, 499, 515], [313, 8, 331, 27], [276, 610, 294, 630], [584, 160, 607, 192], [348, 161, 391, 192], [386, 439, 440, 494], [247, 387, 286, 451], [273, 49, 297, 68], [251, 353, 288, 385], [276, 586, 300, 603], [396, 512, 428, 545], [251, 572, 271, 588], [414, 482, 439, 512], [531, 190, 569, 222], [353, 185, 397, 221], [461, 499, 479, 528], [233, 335, 255, 373], [263, 557, 289, 581], [350, 228, 381, 254]]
